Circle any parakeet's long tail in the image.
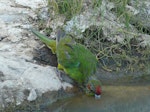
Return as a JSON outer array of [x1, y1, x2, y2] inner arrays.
[[31, 29, 53, 45], [31, 29, 56, 54]]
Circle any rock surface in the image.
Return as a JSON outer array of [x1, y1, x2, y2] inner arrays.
[[0, 55, 72, 106], [0, 0, 72, 108]]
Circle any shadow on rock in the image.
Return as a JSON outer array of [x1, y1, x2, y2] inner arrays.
[[32, 46, 58, 67]]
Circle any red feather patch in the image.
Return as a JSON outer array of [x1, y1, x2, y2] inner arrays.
[[96, 86, 102, 95]]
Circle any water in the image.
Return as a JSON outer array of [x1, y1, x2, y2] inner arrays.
[[44, 85, 150, 112]]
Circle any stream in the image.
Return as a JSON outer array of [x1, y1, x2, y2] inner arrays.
[[43, 84, 150, 112]]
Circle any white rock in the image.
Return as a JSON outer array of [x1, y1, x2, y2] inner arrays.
[[0, 0, 73, 108], [27, 89, 37, 101], [21, 65, 63, 93], [0, 54, 72, 106], [15, 0, 47, 9]]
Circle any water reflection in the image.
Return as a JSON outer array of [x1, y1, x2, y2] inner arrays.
[[44, 85, 150, 112]]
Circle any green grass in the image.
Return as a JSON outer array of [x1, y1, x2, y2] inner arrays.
[[48, 0, 102, 20], [48, 0, 83, 20]]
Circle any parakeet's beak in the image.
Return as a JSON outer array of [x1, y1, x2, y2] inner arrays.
[[95, 94, 101, 99], [95, 85, 102, 99]]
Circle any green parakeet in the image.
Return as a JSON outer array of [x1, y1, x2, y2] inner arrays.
[[31, 29, 102, 97], [56, 35, 97, 84], [31, 29, 56, 54]]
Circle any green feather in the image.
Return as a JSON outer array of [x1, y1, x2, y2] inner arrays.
[[31, 29, 56, 54], [56, 36, 97, 84]]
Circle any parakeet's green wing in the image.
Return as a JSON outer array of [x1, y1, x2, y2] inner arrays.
[[56, 37, 97, 84]]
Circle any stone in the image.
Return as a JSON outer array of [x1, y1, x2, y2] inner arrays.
[[0, 0, 73, 108], [27, 89, 37, 101], [0, 54, 72, 107]]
